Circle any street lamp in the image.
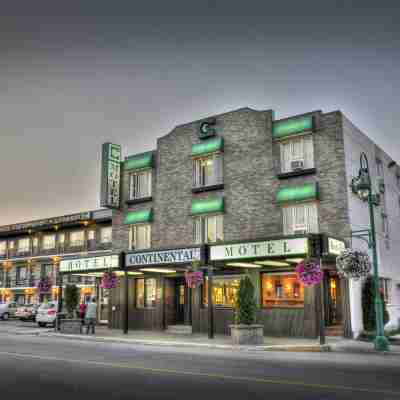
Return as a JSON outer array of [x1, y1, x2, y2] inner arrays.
[[351, 153, 389, 352]]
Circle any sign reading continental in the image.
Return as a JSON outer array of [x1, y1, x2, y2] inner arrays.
[[328, 237, 346, 256], [60, 255, 119, 273], [127, 247, 202, 267], [210, 238, 309, 261]]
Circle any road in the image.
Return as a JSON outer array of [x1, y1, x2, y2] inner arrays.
[[0, 321, 399, 400]]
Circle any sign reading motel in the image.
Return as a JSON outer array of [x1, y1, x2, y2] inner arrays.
[[210, 237, 309, 261], [60, 254, 120, 273]]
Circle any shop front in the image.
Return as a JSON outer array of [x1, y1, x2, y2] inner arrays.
[[59, 253, 122, 325]]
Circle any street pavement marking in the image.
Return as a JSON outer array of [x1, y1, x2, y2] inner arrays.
[[0, 350, 399, 396]]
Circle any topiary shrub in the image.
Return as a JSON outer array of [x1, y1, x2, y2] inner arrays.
[[362, 276, 389, 332], [235, 276, 257, 325], [64, 284, 80, 319]]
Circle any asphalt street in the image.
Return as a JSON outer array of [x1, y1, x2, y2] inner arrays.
[[0, 321, 399, 400]]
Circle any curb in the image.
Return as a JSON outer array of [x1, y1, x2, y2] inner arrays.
[[40, 332, 331, 353]]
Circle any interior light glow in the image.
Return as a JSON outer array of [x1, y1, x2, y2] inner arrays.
[[139, 268, 176, 274], [255, 260, 290, 267], [226, 262, 261, 268], [285, 258, 304, 264]]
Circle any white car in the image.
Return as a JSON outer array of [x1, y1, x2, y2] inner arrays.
[[0, 302, 18, 320], [36, 302, 58, 327]]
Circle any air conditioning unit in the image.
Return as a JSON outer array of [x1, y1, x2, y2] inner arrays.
[[291, 160, 304, 171]]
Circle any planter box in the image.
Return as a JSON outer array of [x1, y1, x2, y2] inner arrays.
[[59, 319, 83, 334], [230, 324, 264, 345]]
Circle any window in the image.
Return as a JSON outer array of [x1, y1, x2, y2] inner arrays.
[[18, 238, 30, 253], [41, 264, 53, 278], [280, 135, 314, 173], [17, 266, 27, 281], [58, 233, 65, 244], [380, 278, 392, 303], [262, 273, 304, 308], [376, 158, 384, 177], [70, 231, 84, 247], [136, 278, 156, 308], [8, 241, 14, 250], [282, 202, 318, 235], [129, 170, 152, 200], [0, 242, 6, 256], [88, 230, 95, 241], [381, 213, 389, 237], [396, 175, 400, 190], [203, 275, 241, 307], [32, 237, 39, 248], [100, 227, 112, 243], [193, 153, 223, 188], [129, 224, 151, 250], [42, 235, 56, 250], [193, 214, 223, 244]]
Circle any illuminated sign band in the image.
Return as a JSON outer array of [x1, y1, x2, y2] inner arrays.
[[210, 238, 309, 261], [327, 238, 346, 256], [126, 247, 202, 267], [100, 143, 122, 209], [60, 255, 119, 273]]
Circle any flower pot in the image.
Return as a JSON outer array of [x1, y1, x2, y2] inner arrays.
[[59, 319, 83, 334], [229, 324, 264, 345]]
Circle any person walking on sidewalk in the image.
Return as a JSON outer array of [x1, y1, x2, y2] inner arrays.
[[85, 298, 97, 335]]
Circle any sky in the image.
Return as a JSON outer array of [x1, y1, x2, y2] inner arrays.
[[1, 0, 399, 225]]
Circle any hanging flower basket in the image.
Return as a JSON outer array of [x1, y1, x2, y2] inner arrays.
[[36, 277, 52, 293], [185, 271, 204, 289], [336, 249, 371, 279], [295, 259, 323, 287], [100, 271, 118, 289]]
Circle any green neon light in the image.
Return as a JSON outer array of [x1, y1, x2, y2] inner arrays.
[[273, 116, 313, 139], [124, 152, 153, 171], [123, 209, 153, 225], [191, 198, 224, 215], [192, 137, 223, 156], [276, 183, 318, 203]]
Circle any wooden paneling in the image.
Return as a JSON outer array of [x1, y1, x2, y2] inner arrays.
[[303, 286, 318, 338], [199, 308, 235, 335], [259, 308, 305, 337], [164, 278, 176, 326]]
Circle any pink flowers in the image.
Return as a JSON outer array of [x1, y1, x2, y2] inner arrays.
[[184, 271, 204, 289], [100, 271, 118, 289], [295, 260, 323, 287]]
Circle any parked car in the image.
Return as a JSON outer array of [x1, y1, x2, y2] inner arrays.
[[0, 301, 18, 320], [15, 304, 40, 321], [36, 302, 58, 327]]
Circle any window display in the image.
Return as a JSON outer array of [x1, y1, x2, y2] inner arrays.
[[262, 273, 304, 308]]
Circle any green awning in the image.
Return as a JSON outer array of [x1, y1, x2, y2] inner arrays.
[[276, 183, 318, 203], [191, 198, 224, 215], [124, 152, 154, 171], [273, 116, 313, 139], [192, 137, 223, 156], [123, 209, 153, 225]]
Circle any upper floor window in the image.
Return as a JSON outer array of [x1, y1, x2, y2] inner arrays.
[[376, 158, 384, 177], [282, 202, 319, 235], [129, 170, 152, 200], [381, 213, 389, 238], [18, 238, 30, 253], [88, 230, 96, 241], [42, 234, 56, 250], [0, 242, 6, 255], [58, 233, 65, 244], [193, 214, 223, 244], [279, 135, 314, 174], [193, 153, 223, 188], [32, 237, 39, 248], [70, 231, 85, 247], [41, 264, 53, 278], [17, 266, 28, 281], [380, 278, 392, 303], [100, 227, 112, 243], [8, 241, 14, 250], [129, 224, 151, 250]]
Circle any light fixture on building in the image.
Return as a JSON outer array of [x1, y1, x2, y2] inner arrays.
[[139, 268, 176, 274], [285, 258, 304, 264], [254, 260, 290, 267], [114, 271, 143, 276], [225, 262, 261, 268]]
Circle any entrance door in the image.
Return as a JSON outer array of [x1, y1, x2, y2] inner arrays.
[[175, 278, 185, 324], [325, 273, 342, 326], [98, 286, 109, 324]]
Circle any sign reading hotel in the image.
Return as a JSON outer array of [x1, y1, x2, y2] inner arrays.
[[327, 237, 346, 256], [100, 143, 122, 209], [60, 255, 119, 273], [127, 248, 202, 267], [210, 238, 309, 261]]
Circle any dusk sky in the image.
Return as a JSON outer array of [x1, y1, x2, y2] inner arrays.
[[1, 1, 399, 225]]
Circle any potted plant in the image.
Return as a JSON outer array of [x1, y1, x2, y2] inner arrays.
[[230, 275, 264, 345], [58, 284, 82, 334]]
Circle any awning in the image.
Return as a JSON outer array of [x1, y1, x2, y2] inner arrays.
[[124, 152, 154, 171], [192, 137, 224, 156], [276, 183, 318, 203], [273, 115, 314, 139], [191, 198, 224, 215], [123, 209, 153, 224]]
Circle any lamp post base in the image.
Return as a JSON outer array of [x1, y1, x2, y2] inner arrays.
[[374, 335, 390, 352]]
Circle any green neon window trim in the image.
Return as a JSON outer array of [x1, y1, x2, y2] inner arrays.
[[192, 137, 224, 156], [124, 152, 154, 171], [191, 198, 224, 215], [123, 209, 153, 225], [273, 116, 313, 139], [276, 183, 318, 203]]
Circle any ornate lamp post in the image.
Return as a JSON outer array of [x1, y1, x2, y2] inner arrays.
[[350, 152, 389, 351]]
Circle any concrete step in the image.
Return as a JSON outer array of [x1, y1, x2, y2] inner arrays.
[[166, 325, 193, 335]]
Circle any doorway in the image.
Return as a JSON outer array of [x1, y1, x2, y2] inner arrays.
[[175, 277, 186, 324], [324, 273, 342, 326], [164, 277, 191, 327]]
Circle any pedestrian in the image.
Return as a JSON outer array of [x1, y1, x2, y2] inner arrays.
[[85, 297, 97, 334], [79, 301, 87, 325]]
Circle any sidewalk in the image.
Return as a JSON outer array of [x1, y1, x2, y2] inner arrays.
[[41, 326, 400, 355]]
